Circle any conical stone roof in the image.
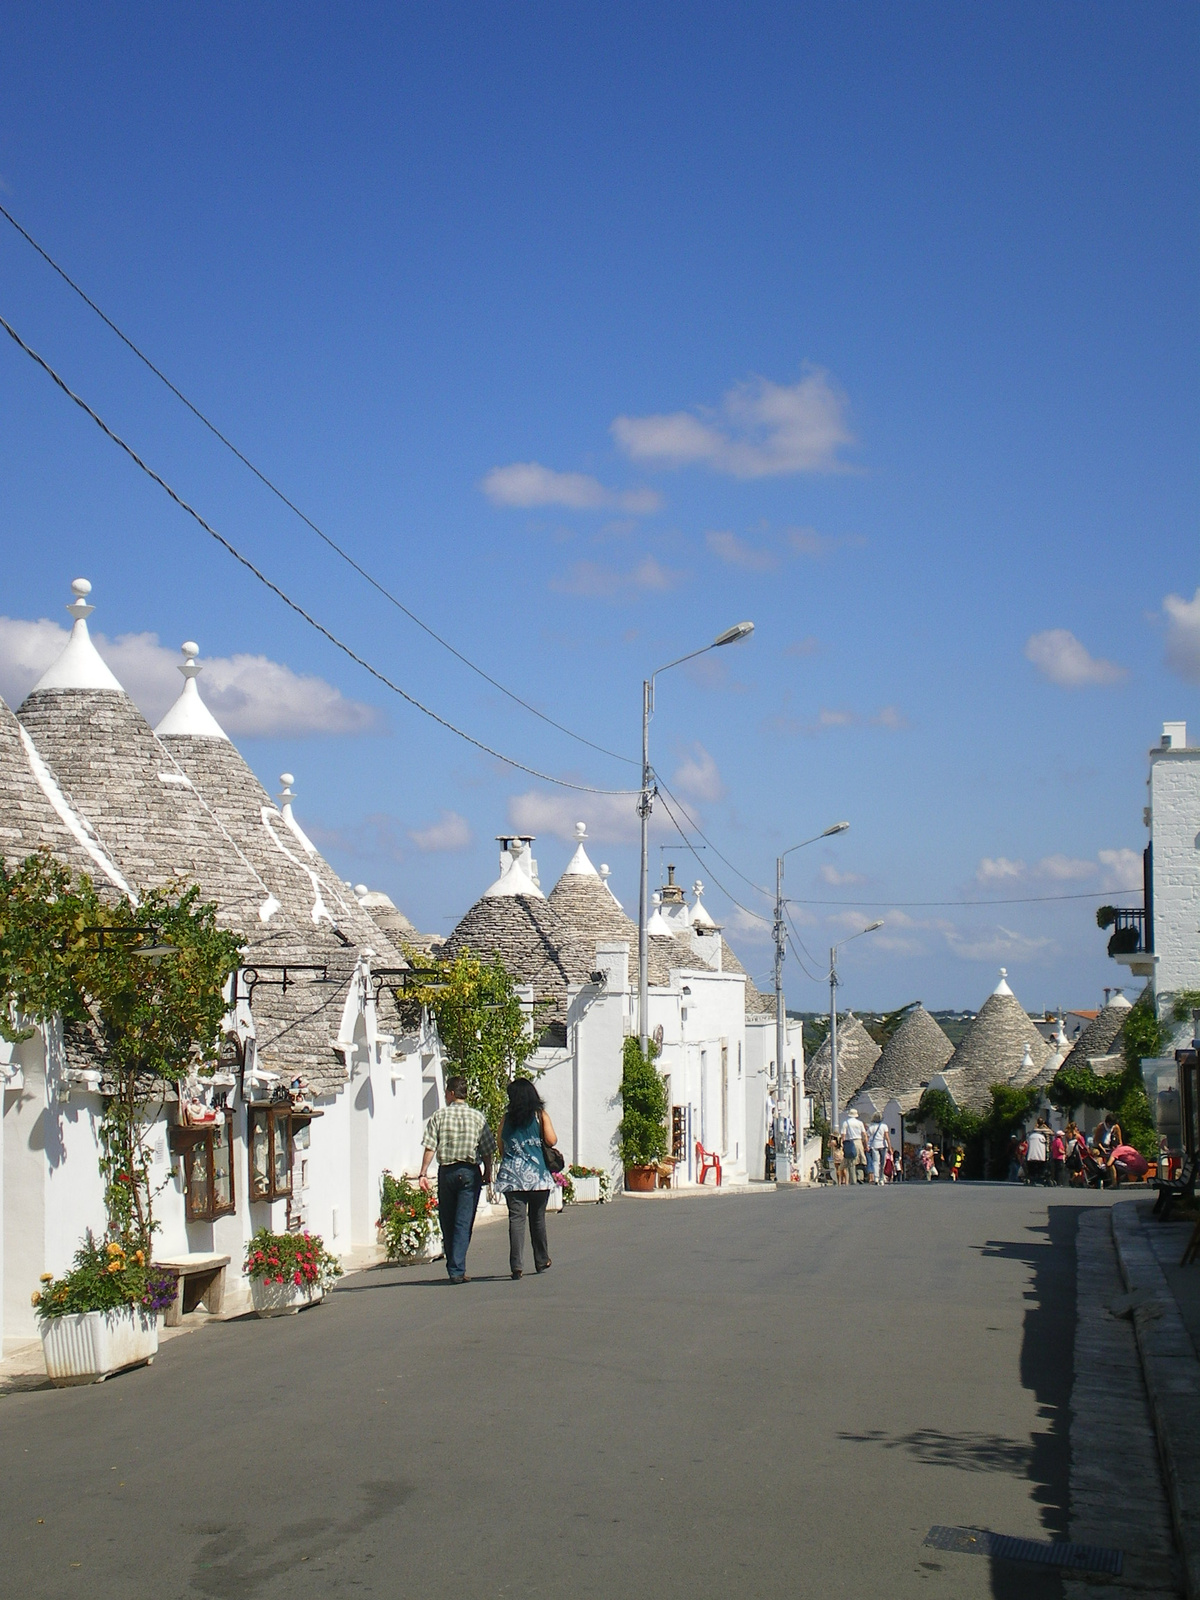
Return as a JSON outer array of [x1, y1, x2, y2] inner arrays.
[[938, 973, 1051, 1110], [441, 891, 588, 1021], [545, 842, 696, 989], [806, 1013, 882, 1104], [860, 1005, 953, 1097], [1056, 995, 1132, 1076]]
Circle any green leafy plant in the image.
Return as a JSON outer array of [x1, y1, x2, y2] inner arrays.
[[406, 951, 551, 1134], [31, 1232, 176, 1320], [244, 1228, 341, 1293], [377, 1170, 439, 1258], [1171, 991, 1200, 1024], [1, 852, 243, 1250], [1046, 987, 1161, 1158], [618, 1036, 668, 1168]]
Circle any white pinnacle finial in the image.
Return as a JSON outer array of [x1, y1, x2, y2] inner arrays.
[[693, 879, 705, 898], [575, 821, 587, 839], [179, 642, 201, 680], [67, 578, 94, 622], [600, 863, 610, 878], [155, 640, 229, 739], [279, 773, 296, 807], [1000, 967, 1007, 980]]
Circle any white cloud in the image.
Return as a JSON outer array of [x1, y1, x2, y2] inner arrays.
[[976, 857, 1026, 883], [820, 864, 866, 886], [786, 526, 866, 558], [1098, 848, 1142, 891], [549, 556, 682, 601], [507, 789, 647, 846], [1024, 629, 1126, 688], [1037, 853, 1095, 882], [723, 905, 773, 944], [481, 462, 661, 515], [611, 369, 853, 478], [1162, 587, 1200, 683], [409, 810, 472, 853], [0, 617, 379, 736], [941, 925, 1054, 963], [872, 706, 909, 730], [818, 707, 856, 728], [672, 742, 724, 803], [705, 530, 778, 572]]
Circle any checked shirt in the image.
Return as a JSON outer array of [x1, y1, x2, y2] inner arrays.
[[422, 1100, 496, 1167]]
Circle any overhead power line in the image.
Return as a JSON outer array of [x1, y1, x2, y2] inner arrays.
[[787, 889, 1141, 908], [0, 201, 635, 770], [0, 310, 639, 799]]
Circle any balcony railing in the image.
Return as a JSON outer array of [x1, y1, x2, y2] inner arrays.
[[1107, 907, 1148, 958]]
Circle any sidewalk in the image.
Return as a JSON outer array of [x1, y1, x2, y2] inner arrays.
[[1111, 1200, 1200, 1600]]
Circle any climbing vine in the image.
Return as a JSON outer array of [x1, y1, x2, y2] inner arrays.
[[1, 850, 242, 1247]]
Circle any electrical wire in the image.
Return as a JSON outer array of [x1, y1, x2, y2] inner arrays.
[[0, 310, 640, 799], [0, 201, 636, 770], [655, 775, 774, 900], [786, 889, 1141, 908]]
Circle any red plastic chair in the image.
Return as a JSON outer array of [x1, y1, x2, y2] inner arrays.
[[696, 1142, 722, 1186]]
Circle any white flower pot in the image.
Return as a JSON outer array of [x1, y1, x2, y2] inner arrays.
[[39, 1307, 159, 1386], [548, 1183, 564, 1211], [393, 1233, 442, 1264], [569, 1175, 602, 1203], [250, 1277, 323, 1317]]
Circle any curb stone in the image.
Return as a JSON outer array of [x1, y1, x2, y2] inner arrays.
[[1111, 1202, 1200, 1600]]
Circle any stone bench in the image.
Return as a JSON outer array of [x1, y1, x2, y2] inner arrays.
[[154, 1253, 231, 1326]]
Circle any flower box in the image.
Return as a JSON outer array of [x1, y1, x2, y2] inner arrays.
[[569, 1175, 602, 1203], [250, 1277, 323, 1318], [39, 1306, 159, 1386]]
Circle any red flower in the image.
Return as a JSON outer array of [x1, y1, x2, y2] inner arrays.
[[293, 1271, 303, 1286]]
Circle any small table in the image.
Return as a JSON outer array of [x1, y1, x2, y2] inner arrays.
[[154, 1253, 231, 1326]]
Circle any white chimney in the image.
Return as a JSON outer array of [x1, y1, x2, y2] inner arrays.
[[1162, 721, 1187, 749]]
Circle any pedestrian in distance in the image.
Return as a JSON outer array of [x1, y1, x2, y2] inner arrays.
[[494, 1077, 558, 1279], [1050, 1125, 1066, 1186], [831, 1133, 847, 1184], [840, 1108, 868, 1185], [866, 1113, 891, 1184], [1024, 1119, 1049, 1184], [951, 1144, 965, 1181], [920, 1142, 937, 1180], [418, 1074, 496, 1284]]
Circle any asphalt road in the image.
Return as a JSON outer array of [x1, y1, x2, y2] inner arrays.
[[0, 1184, 1123, 1599]]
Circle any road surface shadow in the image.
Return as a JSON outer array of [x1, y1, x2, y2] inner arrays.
[[837, 1426, 1033, 1474], [975, 1206, 1078, 1599]]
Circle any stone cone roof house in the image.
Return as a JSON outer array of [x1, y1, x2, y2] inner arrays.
[[545, 830, 697, 991], [859, 1005, 953, 1098], [13, 591, 395, 1095], [355, 889, 443, 957], [1045, 993, 1133, 1087], [806, 1013, 882, 1105], [0, 692, 117, 885], [937, 971, 1051, 1111]]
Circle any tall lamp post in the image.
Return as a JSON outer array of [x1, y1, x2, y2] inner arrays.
[[773, 822, 849, 1183], [828, 920, 884, 1138], [638, 621, 755, 1054]]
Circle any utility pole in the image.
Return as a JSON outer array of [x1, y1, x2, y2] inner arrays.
[[828, 946, 840, 1139], [774, 855, 790, 1182]]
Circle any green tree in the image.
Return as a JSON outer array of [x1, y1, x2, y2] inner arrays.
[[618, 1035, 668, 1168], [409, 951, 549, 1133], [1, 851, 242, 1247]]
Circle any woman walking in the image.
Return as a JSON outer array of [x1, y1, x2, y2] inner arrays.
[[494, 1078, 557, 1279]]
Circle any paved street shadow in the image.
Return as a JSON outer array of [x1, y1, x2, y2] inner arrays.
[[837, 1426, 1033, 1474], [189, 1478, 412, 1597], [974, 1206, 1079, 1599]]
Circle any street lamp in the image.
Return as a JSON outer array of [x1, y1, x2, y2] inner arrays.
[[638, 621, 754, 1054], [772, 822, 849, 1183], [828, 920, 884, 1139]]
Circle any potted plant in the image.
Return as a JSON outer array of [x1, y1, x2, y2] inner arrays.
[[33, 1233, 177, 1386], [619, 1037, 668, 1191], [377, 1171, 442, 1263], [244, 1228, 341, 1316], [566, 1165, 612, 1204]]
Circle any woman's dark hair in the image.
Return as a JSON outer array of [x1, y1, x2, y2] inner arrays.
[[502, 1076, 544, 1135]]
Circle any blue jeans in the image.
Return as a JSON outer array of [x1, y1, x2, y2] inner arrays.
[[437, 1162, 482, 1280]]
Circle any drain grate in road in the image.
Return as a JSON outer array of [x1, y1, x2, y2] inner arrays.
[[923, 1525, 1124, 1575]]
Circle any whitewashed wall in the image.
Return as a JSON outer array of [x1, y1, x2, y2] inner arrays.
[[1149, 743, 1200, 1005]]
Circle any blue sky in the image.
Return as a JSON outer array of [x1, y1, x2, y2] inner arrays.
[[1, 4, 1196, 1013]]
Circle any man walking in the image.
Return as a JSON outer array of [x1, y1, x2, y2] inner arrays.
[[840, 1107, 868, 1185], [419, 1075, 496, 1283], [866, 1113, 892, 1184]]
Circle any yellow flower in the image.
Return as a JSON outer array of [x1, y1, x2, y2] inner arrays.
[[30, 1291, 41, 1306], [39, 1272, 54, 1282], [133, 1250, 144, 1265], [106, 1242, 123, 1256], [106, 1261, 123, 1274]]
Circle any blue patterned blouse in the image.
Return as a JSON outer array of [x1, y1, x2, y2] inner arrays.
[[494, 1113, 551, 1193]]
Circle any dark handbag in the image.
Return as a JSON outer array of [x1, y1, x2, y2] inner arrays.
[[540, 1113, 565, 1173]]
